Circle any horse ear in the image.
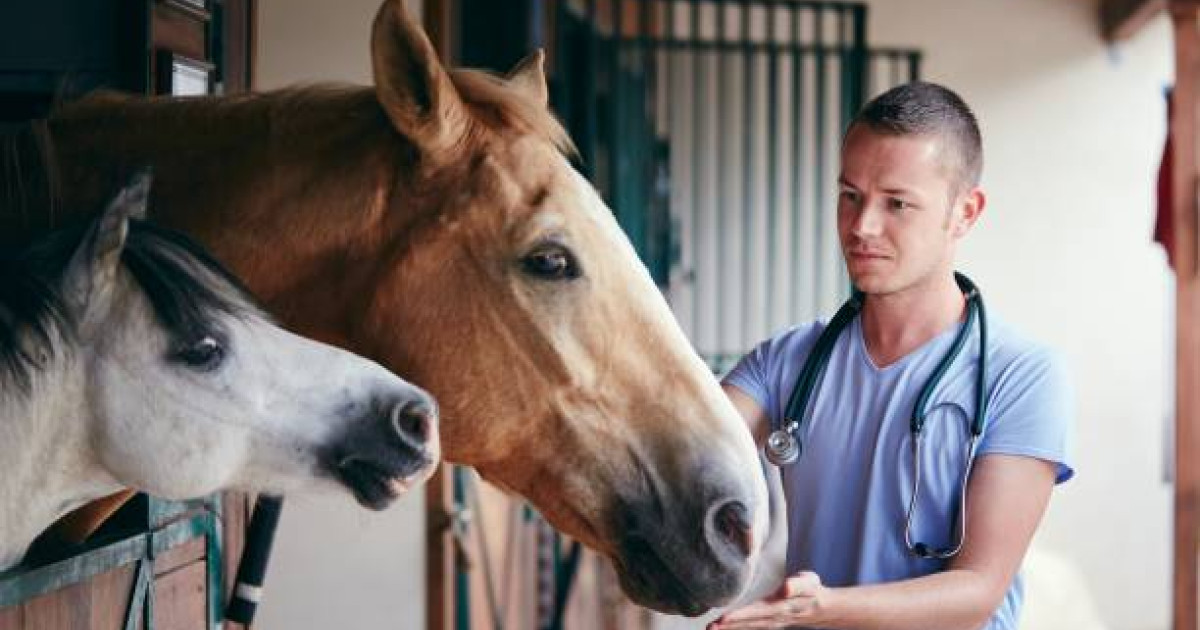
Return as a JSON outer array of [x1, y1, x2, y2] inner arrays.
[[62, 172, 150, 331], [508, 49, 548, 108], [371, 0, 467, 154]]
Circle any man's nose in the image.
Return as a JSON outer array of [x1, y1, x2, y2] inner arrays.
[[851, 202, 885, 237]]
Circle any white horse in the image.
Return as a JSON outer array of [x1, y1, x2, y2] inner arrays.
[[0, 174, 440, 571]]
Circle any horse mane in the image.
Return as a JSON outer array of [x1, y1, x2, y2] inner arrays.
[[0, 120, 62, 234], [57, 65, 576, 155], [0, 219, 263, 393], [0, 249, 71, 392]]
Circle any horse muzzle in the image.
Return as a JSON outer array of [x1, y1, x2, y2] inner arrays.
[[611, 495, 756, 616], [322, 393, 440, 510]]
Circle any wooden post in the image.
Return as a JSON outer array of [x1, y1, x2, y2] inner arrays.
[[1173, 3, 1200, 629], [426, 463, 456, 630]]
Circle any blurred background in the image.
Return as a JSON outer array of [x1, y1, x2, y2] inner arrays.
[[257, 2, 1173, 628], [0, 1, 1177, 629]]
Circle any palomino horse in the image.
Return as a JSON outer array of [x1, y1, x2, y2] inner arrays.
[[0, 175, 439, 571], [0, 0, 768, 614]]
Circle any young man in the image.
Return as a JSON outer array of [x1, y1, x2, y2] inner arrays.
[[711, 82, 1074, 630]]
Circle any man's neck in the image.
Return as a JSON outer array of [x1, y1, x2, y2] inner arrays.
[[859, 272, 966, 368]]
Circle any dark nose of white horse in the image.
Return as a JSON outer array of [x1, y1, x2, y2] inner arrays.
[[708, 498, 754, 561], [389, 399, 435, 452]]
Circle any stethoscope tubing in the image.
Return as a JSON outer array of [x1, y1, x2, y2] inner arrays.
[[765, 272, 988, 558]]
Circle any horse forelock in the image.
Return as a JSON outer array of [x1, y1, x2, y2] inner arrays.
[[120, 222, 266, 341], [448, 69, 576, 159], [0, 218, 264, 399]]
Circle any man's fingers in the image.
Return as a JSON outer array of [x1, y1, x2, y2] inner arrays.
[[710, 573, 823, 629], [710, 601, 788, 630], [710, 597, 787, 624], [773, 570, 822, 599], [717, 600, 782, 623]]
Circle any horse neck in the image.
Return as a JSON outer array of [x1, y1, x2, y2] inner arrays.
[[49, 91, 413, 342], [0, 358, 118, 571]]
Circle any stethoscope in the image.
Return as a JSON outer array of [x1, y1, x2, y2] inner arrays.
[[764, 272, 988, 559]]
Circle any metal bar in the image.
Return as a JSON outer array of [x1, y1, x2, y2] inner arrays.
[[611, 0, 623, 211], [586, 0, 600, 178], [812, 4, 826, 310], [122, 558, 152, 630], [789, 4, 805, 321], [839, 4, 867, 296], [849, 5, 867, 120], [207, 495, 223, 627], [837, 7, 848, 129], [453, 468, 469, 630], [715, 0, 728, 357], [765, 1, 779, 335], [691, 0, 704, 342], [144, 555, 156, 630], [910, 51, 922, 81], [642, 0, 660, 283], [740, 0, 753, 350], [546, 541, 583, 630], [608, 37, 868, 54]]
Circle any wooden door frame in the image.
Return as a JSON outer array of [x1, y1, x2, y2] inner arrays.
[[1170, 3, 1200, 630]]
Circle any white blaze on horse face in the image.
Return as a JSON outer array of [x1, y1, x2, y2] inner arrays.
[[83, 273, 438, 502], [563, 163, 769, 533], [489, 155, 770, 610]]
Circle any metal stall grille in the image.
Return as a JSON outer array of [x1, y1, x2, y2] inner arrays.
[[553, 0, 921, 373]]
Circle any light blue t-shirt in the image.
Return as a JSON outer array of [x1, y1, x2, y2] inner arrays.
[[723, 313, 1075, 630]]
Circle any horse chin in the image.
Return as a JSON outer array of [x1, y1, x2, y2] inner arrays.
[[610, 543, 741, 617], [333, 456, 430, 510]]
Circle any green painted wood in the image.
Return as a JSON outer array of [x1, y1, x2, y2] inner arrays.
[[0, 511, 214, 609]]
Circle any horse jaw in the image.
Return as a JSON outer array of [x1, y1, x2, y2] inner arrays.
[[0, 364, 122, 572]]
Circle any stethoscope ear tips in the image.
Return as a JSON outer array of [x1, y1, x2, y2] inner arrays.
[[765, 429, 800, 467]]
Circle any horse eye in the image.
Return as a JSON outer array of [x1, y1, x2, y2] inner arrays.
[[521, 245, 580, 280], [175, 336, 225, 371]]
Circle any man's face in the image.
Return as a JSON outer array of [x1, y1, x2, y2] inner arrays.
[[836, 124, 978, 297]]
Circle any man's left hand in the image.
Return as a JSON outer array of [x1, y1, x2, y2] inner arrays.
[[707, 571, 828, 630]]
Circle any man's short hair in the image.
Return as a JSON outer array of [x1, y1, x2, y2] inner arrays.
[[849, 81, 983, 190]]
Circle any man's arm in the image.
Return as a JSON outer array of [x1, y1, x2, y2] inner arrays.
[[710, 453, 1057, 630], [724, 384, 771, 447]]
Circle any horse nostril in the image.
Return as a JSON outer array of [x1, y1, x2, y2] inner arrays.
[[389, 400, 434, 448], [711, 499, 753, 560]]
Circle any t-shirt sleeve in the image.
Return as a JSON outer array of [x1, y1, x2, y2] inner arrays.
[[721, 324, 822, 420], [721, 336, 778, 415], [977, 346, 1076, 484]]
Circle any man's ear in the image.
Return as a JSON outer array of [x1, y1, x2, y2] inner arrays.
[[952, 186, 986, 239]]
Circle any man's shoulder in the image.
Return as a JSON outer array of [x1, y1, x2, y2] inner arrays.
[[725, 320, 831, 383], [985, 316, 1066, 373], [755, 319, 830, 359], [982, 316, 1072, 403]]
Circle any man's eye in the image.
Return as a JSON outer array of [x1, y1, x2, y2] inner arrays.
[[888, 198, 912, 211]]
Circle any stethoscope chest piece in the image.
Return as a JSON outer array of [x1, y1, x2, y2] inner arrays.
[[762, 272, 988, 559], [765, 420, 801, 466]]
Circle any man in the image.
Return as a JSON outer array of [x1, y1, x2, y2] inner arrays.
[[710, 82, 1074, 630]]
